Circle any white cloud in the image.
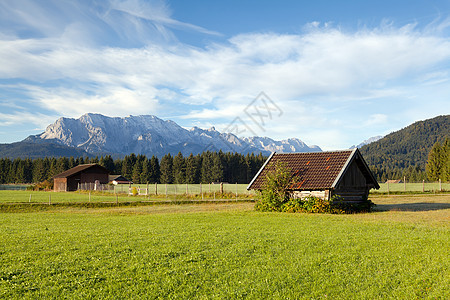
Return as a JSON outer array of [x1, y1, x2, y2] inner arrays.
[[364, 114, 388, 127], [0, 111, 57, 128]]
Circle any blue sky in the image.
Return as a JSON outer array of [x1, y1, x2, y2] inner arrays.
[[1, 0, 450, 150]]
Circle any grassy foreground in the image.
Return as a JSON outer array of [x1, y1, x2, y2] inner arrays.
[[0, 195, 449, 299]]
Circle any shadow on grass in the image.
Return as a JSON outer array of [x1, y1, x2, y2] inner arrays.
[[375, 202, 450, 212]]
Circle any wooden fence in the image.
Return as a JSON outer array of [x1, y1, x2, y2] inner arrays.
[[78, 183, 254, 196]]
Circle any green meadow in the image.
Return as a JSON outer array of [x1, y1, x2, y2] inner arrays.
[[0, 193, 449, 299]]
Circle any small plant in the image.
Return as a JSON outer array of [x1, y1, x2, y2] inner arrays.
[[131, 187, 138, 196]]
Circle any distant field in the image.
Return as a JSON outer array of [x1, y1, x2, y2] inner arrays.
[[0, 193, 448, 298], [110, 183, 253, 195], [373, 182, 450, 193], [0, 190, 254, 205]]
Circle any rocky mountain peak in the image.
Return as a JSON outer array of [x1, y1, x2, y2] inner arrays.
[[26, 113, 322, 157]]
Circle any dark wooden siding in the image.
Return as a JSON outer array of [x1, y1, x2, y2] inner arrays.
[[334, 160, 369, 201]]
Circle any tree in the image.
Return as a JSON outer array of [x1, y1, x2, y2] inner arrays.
[[121, 156, 133, 180], [185, 154, 201, 183], [255, 161, 295, 212], [441, 138, 450, 181], [132, 160, 143, 184], [140, 158, 150, 183], [149, 156, 160, 183], [173, 152, 186, 184], [426, 141, 443, 181], [99, 155, 115, 172], [160, 153, 173, 183], [32, 158, 47, 183]]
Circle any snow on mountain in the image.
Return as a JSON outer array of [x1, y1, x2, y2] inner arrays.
[[350, 135, 383, 149], [25, 113, 322, 157]]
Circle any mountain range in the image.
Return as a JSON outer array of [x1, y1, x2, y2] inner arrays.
[[1, 113, 448, 168], [10, 113, 321, 158]]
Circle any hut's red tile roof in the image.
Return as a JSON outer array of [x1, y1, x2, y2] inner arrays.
[[248, 150, 355, 190]]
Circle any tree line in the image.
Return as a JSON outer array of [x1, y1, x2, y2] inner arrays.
[[0, 151, 267, 185], [369, 137, 449, 183]]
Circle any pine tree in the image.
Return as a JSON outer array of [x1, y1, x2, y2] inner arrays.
[[32, 158, 47, 183], [210, 152, 223, 182], [426, 141, 442, 181], [100, 155, 115, 172], [173, 152, 186, 184], [441, 138, 450, 181], [149, 156, 160, 183], [140, 158, 150, 184], [201, 151, 213, 183], [160, 153, 173, 183], [121, 156, 132, 180], [132, 160, 143, 184], [185, 153, 201, 183], [68, 156, 75, 169]]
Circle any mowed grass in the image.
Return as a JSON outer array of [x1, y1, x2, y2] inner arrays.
[[0, 195, 449, 299]]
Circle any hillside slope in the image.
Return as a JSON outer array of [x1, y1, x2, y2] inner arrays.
[[360, 115, 450, 170], [0, 142, 92, 159]]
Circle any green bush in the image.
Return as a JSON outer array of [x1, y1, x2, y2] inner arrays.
[[27, 180, 54, 191], [258, 194, 375, 214], [331, 195, 375, 213]]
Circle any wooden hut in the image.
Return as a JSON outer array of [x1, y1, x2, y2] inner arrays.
[[53, 164, 110, 192], [247, 149, 379, 202], [109, 175, 133, 185]]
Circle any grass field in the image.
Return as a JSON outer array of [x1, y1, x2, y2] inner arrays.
[[0, 192, 449, 299], [373, 182, 450, 193], [0, 189, 255, 205]]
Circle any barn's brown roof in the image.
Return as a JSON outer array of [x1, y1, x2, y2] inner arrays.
[[109, 175, 132, 183], [53, 164, 110, 178], [247, 149, 379, 190]]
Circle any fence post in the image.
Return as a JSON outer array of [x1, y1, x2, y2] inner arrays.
[[155, 183, 158, 195], [186, 183, 188, 195], [422, 180, 425, 192], [220, 182, 223, 194], [49, 194, 51, 205], [403, 176, 406, 192], [29, 194, 31, 203], [200, 183, 202, 194], [89, 191, 91, 202], [439, 179, 442, 192]]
